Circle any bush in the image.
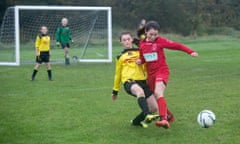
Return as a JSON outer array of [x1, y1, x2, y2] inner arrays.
[[207, 27, 240, 38]]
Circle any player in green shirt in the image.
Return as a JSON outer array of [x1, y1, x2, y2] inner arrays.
[[55, 18, 73, 65]]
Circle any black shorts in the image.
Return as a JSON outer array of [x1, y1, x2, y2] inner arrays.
[[61, 43, 70, 49], [124, 80, 153, 98], [36, 52, 50, 64]]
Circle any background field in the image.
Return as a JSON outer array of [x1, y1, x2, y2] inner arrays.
[[0, 35, 239, 144]]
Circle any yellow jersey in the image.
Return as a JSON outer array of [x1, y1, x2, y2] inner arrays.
[[113, 48, 146, 92], [35, 34, 50, 52]]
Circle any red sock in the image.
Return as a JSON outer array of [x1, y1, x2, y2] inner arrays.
[[157, 97, 167, 120]]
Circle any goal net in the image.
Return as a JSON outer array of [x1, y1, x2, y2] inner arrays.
[[0, 6, 112, 66]]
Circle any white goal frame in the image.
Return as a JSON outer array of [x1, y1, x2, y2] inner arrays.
[[0, 5, 112, 66]]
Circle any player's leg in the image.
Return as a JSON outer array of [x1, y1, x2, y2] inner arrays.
[[124, 80, 156, 128], [130, 81, 158, 124], [130, 83, 151, 117], [42, 52, 53, 81], [154, 77, 175, 123], [46, 62, 53, 81], [154, 81, 170, 128], [61, 43, 70, 65], [31, 56, 42, 81], [125, 81, 148, 127], [147, 94, 158, 113], [64, 43, 70, 65], [140, 80, 158, 113], [31, 63, 41, 81], [131, 95, 158, 128], [64, 47, 69, 64], [148, 71, 172, 129]]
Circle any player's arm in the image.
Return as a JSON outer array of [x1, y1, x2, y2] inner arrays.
[[112, 57, 122, 101], [162, 38, 198, 57], [35, 36, 40, 56], [69, 28, 73, 42], [55, 27, 61, 46]]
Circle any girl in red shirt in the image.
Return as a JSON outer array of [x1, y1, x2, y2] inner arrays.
[[137, 21, 198, 129]]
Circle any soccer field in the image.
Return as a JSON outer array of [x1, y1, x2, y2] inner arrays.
[[0, 36, 239, 144]]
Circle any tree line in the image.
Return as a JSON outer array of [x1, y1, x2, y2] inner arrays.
[[0, 0, 239, 36]]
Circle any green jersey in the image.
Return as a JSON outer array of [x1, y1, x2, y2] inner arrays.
[[55, 26, 71, 44]]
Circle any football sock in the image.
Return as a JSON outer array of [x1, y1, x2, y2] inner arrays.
[[157, 97, 167, 120], [132, 112, 145, 125], [65, 57, 67, 65], [65, 57, 70, 65], [47, 70, 52, 80], [31, 69, 38, 80], [137, 97, 150, 116]]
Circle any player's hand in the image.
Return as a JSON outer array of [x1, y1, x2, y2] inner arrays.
[[71, 40, 74, 43], [56, 42, 60, 47], [191, 52, 198, 57], [136, 59, 142, 65], [112, 94, 118, 101]]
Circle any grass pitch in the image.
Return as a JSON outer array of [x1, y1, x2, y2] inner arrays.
[[0, 35, 239, 144]]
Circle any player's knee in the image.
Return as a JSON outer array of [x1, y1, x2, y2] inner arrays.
[[46, 64, 51, 69], [154, 82, 165, 97], [154, 91, 164, 98], [35, 64, 41, 69], [131, 84, 145, 97]]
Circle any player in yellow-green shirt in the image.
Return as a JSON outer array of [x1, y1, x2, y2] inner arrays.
[[31, 26, 53, 81], [112, 32, 158, 128]]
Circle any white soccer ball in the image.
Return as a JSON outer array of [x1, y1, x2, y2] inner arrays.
[[197, 110, 216, 128]]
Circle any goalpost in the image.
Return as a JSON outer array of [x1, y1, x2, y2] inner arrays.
[[0, 6, 112, 66]]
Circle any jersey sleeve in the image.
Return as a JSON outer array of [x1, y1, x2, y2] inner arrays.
[[161, 37, 194, 54], [35, 36, 40, 49], [112, 57, 123, 93]]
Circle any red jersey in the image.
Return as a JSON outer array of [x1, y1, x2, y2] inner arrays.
[[139, 36, 194, 76]]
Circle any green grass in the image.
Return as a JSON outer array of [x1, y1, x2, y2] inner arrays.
[[0, 42, 109, 63], [0, 35, 240, 144], [19, 44, 109, 62], [0, 44, 15, 62]]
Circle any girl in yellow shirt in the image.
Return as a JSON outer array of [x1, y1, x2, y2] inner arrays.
[[31, 26, 53, 81], [112, 32, 158, 128]]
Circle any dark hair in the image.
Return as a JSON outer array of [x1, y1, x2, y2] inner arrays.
[[145, 21, 160, 32], [119, 31, 133, 42]]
